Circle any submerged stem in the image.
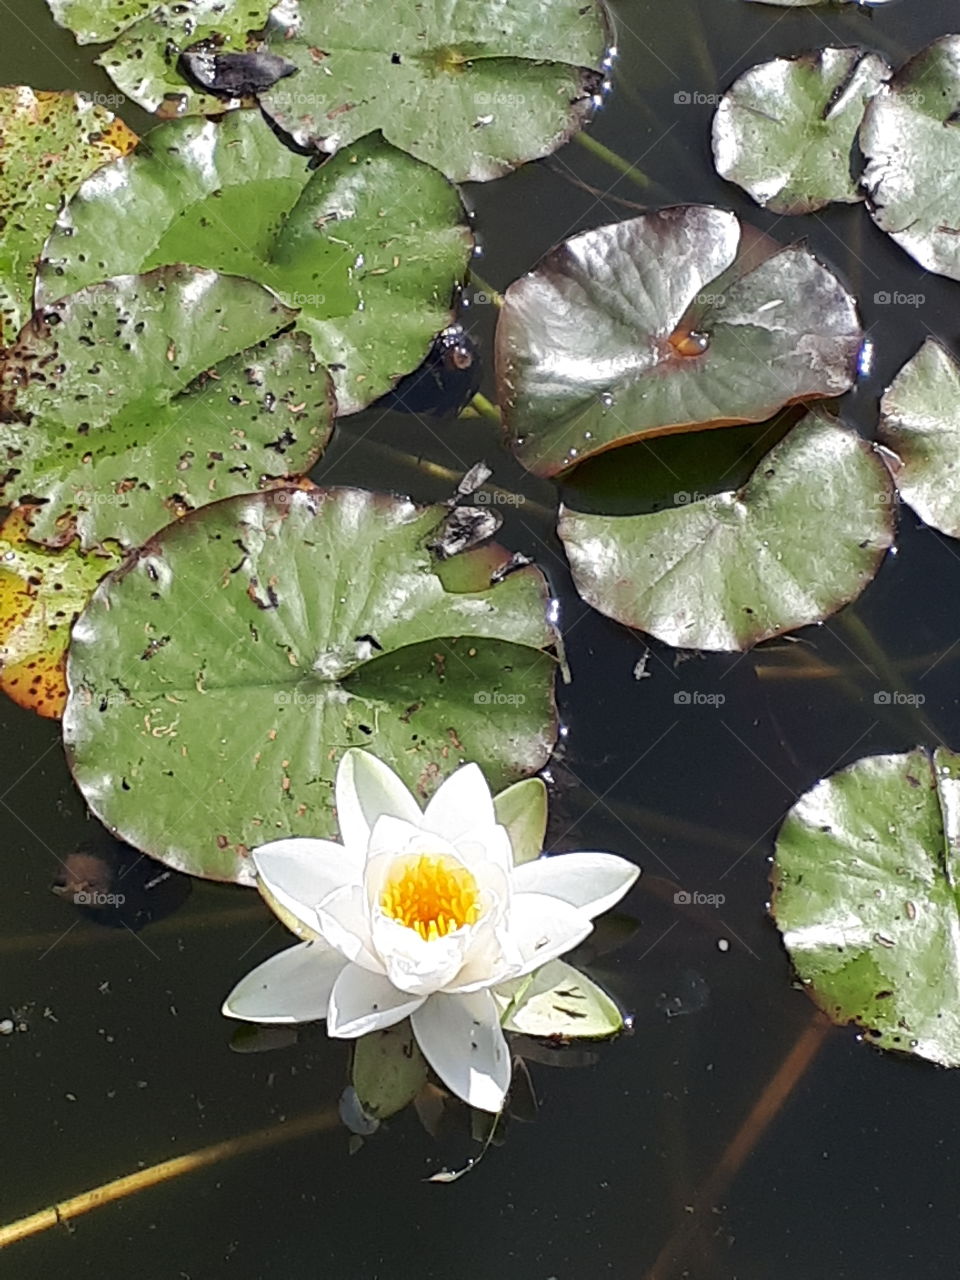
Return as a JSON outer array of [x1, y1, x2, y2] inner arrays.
[[573, 131, 653, 191], [0, 1108, 338, 1249], [466, 270, 504, 308], [645, 1013, 829, 1279], [466, 392, 501, 423]]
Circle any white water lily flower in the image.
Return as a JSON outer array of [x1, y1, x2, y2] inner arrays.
[[223, 749, 639, 1112]]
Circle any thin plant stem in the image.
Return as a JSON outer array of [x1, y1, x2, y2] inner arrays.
[[466, 270, 504, 308], [357, 438, 557, 521], [0, 902, 267, 955], [573, 131, 654, 192], [467, 392, 501, 423], [838, 611, 941, 742], [645, 1013, 830, 1279], [0, 1108, 338, 1249]]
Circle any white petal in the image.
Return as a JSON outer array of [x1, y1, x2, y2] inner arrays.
[[370, 913, 470, 996], [366, 814, 454, 861], [222, 941, 344, 1024], [421, 763, 495, 845], [316, 885, 383, 973], [453, 822, 514, 875], [254, 838, 362, 933], [444, 913, 518, 994], [412, 990, 510, 1113], [512, 852, 640, 919], [327, 965, 424, 1037], [336, 749, 422, 850], [506, 892, 593, 977]]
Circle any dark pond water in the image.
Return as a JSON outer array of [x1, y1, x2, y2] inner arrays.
[[3, 1, 960, 1276]]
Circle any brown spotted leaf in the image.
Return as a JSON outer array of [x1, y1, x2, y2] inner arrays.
[[0, 507, 121, 718], [0, 266, 334, 551], [64, 486, 558, 883], [0, 86, 137, 346]]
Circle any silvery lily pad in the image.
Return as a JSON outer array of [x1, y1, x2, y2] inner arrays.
[[861, 35, 960, 282], [497, 206, 863, 478], [558, 411, 894, 651], [713, 48, 890, 214], [773, 747, 960, 1066]]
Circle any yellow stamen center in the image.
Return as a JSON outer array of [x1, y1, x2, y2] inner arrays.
[[379, 853, 480, 942]]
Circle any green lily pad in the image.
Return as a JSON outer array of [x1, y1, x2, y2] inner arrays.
[[860, 35, 960, 282], [48, 0, 274, 117], [63, 486, 559, 883], [496, 206, 862, 478], [38, 115, 472, 415], [353, 1021, 429, 1120], [772, 746, 960, 1066], [558, 411, 895, 651], [0, 265, 334, 551], [493, 777, 548, 866], [498, 960, 623, 1038], [258, 0, 609, 182], [0, 86, 137, 347], [48, 0, 162, 43], [879, 338, 960, 539], [0, 507, 121, 719], [713, 48, 890, 215]]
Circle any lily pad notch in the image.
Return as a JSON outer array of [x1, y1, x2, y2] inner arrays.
[[558, 411, 895, 651], [497, 205, 863, 478], [64, 485, 560, 884], [37, 114, 475, 415]]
